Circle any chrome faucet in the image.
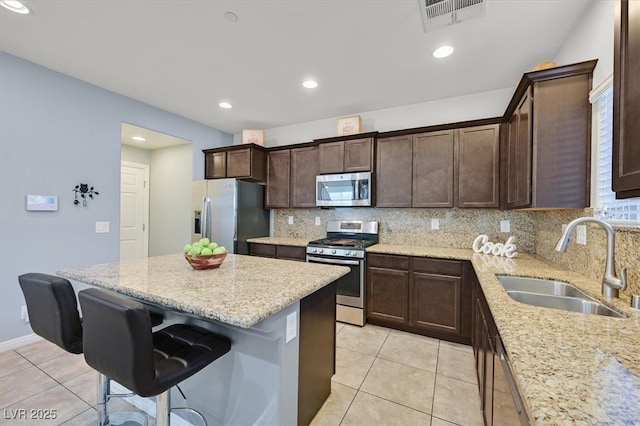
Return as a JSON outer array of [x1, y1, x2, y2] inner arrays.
[[555, 217, 627, 298]]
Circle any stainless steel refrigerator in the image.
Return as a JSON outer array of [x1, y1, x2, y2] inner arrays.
[[192, 179, 270, 254]]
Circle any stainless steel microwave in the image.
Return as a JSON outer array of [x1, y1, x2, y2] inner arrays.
[[316, 172, 371, 207]]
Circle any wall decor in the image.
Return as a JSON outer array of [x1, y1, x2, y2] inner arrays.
[[337, 115, 362, 136], [73, 183, 99, 207]]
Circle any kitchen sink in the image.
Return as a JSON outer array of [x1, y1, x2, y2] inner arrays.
[[496, 276, 625, 318]]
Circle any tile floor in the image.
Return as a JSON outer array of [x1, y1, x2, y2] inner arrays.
[[0, 323, 482, 426]]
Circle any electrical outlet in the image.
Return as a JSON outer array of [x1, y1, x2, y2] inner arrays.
[[21, 305, 29, 323], [576, 225, 587, 245], [315, 216, 321, 226], [500, 220, 511, 233], [431, 218, 440, 230], [95, 221, 110, 233], [288, 216, 294, 225], [286, 312, 297, 343]]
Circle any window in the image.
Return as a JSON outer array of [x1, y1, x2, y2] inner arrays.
[[591, 77, 639, 224]]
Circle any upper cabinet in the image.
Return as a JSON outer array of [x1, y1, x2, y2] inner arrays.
[[376, 124, 500, 208], [291, 146, 319, 208], [317, 135, 375, 174], [265, 149, 290, 209], [613, 0, 640, 198], [501, 60, 597, 209], [204, 144, 267, 182]]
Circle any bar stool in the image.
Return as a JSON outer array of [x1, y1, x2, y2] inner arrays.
[[78, 288, 232, 426]]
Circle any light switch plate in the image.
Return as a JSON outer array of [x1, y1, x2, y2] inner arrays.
[[431, 218, 440, 230], [95, 221, 110, 233], [315, 216, 321, 226], [286, 312, 297, 343], [288, 216, 294, 225], [576, 225, 587, 245], [500, 220, 511, 233]]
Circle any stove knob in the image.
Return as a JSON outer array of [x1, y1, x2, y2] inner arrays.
[[318, 249, 324, 254], [351, 251, 356, 256], [312, 248, 317, 253], [331, 249, 337, 254]]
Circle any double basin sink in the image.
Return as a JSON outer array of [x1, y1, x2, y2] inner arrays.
[[496, 276, 625, 318]]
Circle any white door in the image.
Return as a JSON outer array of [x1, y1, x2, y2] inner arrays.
[[120, 161, 149, 261]]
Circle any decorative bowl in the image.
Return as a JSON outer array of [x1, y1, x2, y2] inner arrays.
[[184, 252, 227, 270]]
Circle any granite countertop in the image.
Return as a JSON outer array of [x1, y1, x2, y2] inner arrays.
[[368, 244, 640, 425], [247, 237, 311, 247], [57, 253, 348, 329]]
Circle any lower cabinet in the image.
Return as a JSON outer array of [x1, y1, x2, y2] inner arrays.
[[366, 253, 471, 344], [248, 243, 306, 262], [471, 271, 529, 426]]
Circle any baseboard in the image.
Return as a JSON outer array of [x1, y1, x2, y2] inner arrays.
[[0, 333, 42, 353]]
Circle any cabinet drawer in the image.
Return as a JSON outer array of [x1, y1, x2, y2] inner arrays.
[[276, 245, 306, 261], [249, 243, 276, 257], [367, 254, 409, 270], [413, 258, 461, 276]]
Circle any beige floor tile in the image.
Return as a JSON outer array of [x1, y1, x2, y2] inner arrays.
[[63, 370, 99, 406], [341, 391, 431, 426], [0, 350, 32, 378], [59, 408, 96, 425], [1, 384, 91, 425], [378, 333, 439, 373], [336, 324, 389, 356], [432, 375, 483, 426], [309, 382, 357, 426], [335, 322, 345, 334], [0, 365, 58, 409], [430, 416, 458, 426], [15, 339, 67, 365], [437, 345, 477, 384], [332, 347, 375, 389], [39, 352, 93, 384], [360, 358, 436, 414], [439, 339, 473, 354]]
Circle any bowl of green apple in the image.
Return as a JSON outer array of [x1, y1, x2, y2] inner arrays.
[[184, 238, 228, 270]]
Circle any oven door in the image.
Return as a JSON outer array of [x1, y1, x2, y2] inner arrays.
[[306, 255, 364, 308]]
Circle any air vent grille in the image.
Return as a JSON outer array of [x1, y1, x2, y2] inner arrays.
[[418, 0, 487, 32]]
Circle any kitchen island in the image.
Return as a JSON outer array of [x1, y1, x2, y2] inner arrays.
[[57, 253, 349, 426]]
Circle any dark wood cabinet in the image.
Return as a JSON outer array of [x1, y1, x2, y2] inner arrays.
[[412, 131, 455, 208], [613, 0, 640, 198], [318, 137, 374, 174], [248, 242, 306, 261], [203, 144, 267, 181], [501, 60, 596, 209], [265, 149, 291, 209], [376, 135, 414, 207], [458, 124, 500, 208], [291, 146, 319, 208], [367, 253, 471, 344]]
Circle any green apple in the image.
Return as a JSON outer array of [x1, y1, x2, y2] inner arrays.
[[189, 246, 202, 255], [199, 237, 210, 247], [213, 246, 226, 254], [201, 247, 213, 255], [192, 242, 202, 248], [183, 244, 192, 254], [208, 242, 218, 250]]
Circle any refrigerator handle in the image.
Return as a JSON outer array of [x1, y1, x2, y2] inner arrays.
[[201, 197, 212, 240]]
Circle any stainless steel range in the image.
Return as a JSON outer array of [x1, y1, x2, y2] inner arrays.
[[306, 220, 379, 326]]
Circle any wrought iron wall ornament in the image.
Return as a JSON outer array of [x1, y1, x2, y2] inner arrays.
[[73, 183, 99, 207]]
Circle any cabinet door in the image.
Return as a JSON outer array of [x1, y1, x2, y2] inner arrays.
[[613, 0, 640, 197], [411, 272, 461, 334], [226, 148, 251, 178], [205, 152, 226, 179], [275, 245, 306, 261], [506, 90, 532, 208], [458, 125, 500, 208], [412, 131, 454, 207], [367, 267, 409, 325], [344, 138, 373, 172], [376, 136, 413, 207], [248, 243, 276, 258], [266, 150, 290, 208], [291, 146, 319, 208], [318, 141, 344, 174]]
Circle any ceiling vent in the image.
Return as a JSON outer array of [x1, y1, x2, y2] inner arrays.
[[418, 0, 487, 32]]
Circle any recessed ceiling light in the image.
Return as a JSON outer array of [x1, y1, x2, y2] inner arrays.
[[303, 80, 318, 89], [433, 45, 454, 59], [132, 136, 146, 142], [0, 0, 30, 14], [224, 11, 238, 22], [219, 102, 232, 109]]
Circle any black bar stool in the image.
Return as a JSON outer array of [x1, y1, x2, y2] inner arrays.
[[78, 288, 232, 426]]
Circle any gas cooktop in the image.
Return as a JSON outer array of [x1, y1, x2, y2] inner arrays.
[[307, 237, 378, 249]]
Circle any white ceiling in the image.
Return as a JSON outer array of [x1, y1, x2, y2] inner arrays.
[[0, 0, 595, 136]]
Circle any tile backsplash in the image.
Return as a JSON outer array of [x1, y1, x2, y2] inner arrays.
[[273, 207, 639, 296]]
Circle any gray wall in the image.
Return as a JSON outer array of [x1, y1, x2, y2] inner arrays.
[[0, 52, 232, 343], [121, 144, 151, 165]]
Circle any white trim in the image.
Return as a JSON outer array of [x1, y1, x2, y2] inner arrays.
[[0, 333, 42, 353], [589, 74, 613, 103]]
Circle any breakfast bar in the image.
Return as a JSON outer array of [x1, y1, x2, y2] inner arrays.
[[57, 253, 349, 426]]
